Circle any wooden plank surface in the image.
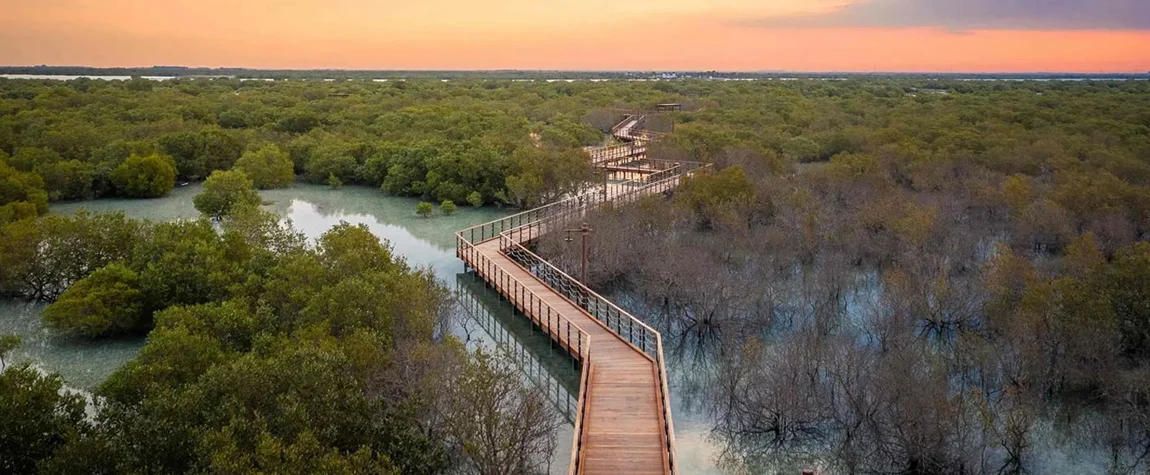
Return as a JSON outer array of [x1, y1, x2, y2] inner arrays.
[[457, 115, 684, 474], [466, 239, 669, 475]]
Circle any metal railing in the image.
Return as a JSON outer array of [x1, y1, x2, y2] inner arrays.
[[569, 360, 592, 474], [587, 142, 646, 165], [609, 114, 638, 135], [501, 235, 659, 356], [454, 159, 691, 250], [613, 115, 644, 140], [630, 129, 669, 141], [455, 276, 580, 423], [494, 167, 695, 475], [457, 237, 591, 364], [455, 118, 707, 475]]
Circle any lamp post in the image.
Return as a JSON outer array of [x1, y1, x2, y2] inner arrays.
[[602, 169, 610, 204], [564, 222, 593, 284]]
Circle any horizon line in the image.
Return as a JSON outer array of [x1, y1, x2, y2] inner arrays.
[[3, 65, 1149, 76]]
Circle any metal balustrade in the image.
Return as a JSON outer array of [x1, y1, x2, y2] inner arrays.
[[456, 239, 591, 363], [455, 117, 708, 475]]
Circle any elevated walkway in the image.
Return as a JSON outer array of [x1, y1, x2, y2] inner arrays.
[[456, 115, 706, 474]]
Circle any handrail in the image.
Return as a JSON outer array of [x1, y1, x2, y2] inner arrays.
[[586, 142, 647, 166], [496, 165, 705, 475], [630, 129, 669, 141], [612, 115, 645, 141], [457, 235, 591, 363], [455, 278, 580, 423], [655, 335, 677, 473], [496, 169, 697, 357], [455, 115, 706, 475], [454, 159, 690, 248], [609, 114, 638, 134], [568, 361, 592, 475]]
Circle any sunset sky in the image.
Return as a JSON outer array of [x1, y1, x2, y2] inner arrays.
[[1, 0, 1148, 72]]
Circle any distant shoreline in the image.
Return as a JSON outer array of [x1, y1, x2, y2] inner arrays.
[[1, 66, 1146, 81]]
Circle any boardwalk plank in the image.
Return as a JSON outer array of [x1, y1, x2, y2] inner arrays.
[[456, 117, 699, 475], [467, 239, 668, 475]]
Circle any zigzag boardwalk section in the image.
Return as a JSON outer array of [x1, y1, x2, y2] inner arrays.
[[457, 115, 705, 475]]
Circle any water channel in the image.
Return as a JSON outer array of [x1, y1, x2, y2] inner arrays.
[[0, 183, 725, 473]]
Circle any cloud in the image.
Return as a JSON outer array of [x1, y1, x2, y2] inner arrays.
[[736, 0, 1150, 31]]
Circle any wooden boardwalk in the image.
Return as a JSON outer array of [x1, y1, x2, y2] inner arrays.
[[469, 238, 669, 473], [456, 115, 705, 475]]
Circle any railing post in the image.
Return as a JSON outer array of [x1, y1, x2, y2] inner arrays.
[[577, 332, 582, 360], [461, 144, 699, 475]]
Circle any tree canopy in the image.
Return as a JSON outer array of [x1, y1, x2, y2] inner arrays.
[[111, 153, 176, 198], [233, 143, 294, 189], [1, 210, 560, 473], [193, 169, 262, 219]]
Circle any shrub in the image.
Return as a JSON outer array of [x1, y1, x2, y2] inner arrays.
[[467, 191, 484, 208], [42, 263, 146, 338], [111, 153, 176, 198], [440, 200, 457, 216], [416, 201, 434, 218], [194, 170, 261, 219], [234, 144, 294, 189]]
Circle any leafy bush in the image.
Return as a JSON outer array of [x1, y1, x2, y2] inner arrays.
[[111, 153, 176, 198], [0, 364, 88, 474], [415, 201, 434, 218], [194, 169, 261, 219], [0, 161, 48, 224], [234, 144, 294, 189], [440, 199, 457, 216], [42, 263, 145, 338]]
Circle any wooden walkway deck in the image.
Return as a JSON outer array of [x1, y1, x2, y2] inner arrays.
[[456, 115, 705, 475], [469, 238, 669, 474]]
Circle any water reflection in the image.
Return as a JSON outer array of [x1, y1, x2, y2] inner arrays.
[[0, 300, 143, 389], [24, 182, 746, 473], [607, 272, 1116, 475], [5, 184, 508, 385], [455, 273, 579, 474], [455, 273, 580, 418]]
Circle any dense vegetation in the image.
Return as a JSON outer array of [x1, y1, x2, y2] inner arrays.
[[532, 79, 1150, 473], [0, 208, 560, 474], [3, 65, 1145, 81], [3, 77, 1150, 474], [0, 77, 612, 225]]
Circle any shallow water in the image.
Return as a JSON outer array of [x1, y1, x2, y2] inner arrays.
[[1, 183, 735, 473], [3, 183, 513, 381], [0, 74, 178, 81]]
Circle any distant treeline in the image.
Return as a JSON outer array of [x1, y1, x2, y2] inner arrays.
[[1, 65, 1147, 80]]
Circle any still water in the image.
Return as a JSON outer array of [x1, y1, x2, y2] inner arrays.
[[0, 184, 726, 473], [0, 183, 509, 386], [1, 183, 1108, 474]]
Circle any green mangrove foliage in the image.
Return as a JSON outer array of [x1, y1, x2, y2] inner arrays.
[[1, 211, 559, 474], [0, 78, 608, 209], [193, 169, 261, 219]]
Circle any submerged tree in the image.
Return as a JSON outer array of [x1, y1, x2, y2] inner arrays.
[[42, 263, 146, 338], [110, 153, 176, 198], [440, 199, 457, 216], [193, 169, 261, 219]]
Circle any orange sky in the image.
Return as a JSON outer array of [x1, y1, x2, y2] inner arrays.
[[1, 0, 1147, 72]]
